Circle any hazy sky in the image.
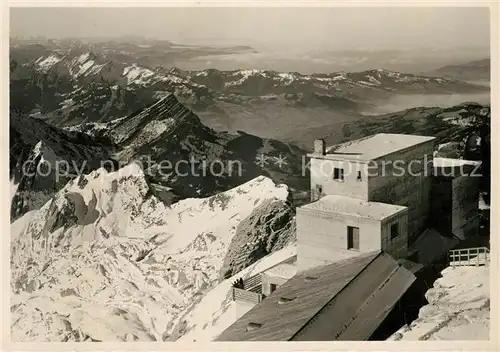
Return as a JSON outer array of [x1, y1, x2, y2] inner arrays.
[[10, 7, 490, 50]]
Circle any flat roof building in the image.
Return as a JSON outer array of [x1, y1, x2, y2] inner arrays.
[[297, 195, 408, 271], [219, 132, 481, 342], [309, 133, 436, 244], [310, 133, 436, 162]]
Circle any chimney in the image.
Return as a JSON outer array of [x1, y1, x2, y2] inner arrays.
[[313, 139, 326, 156]]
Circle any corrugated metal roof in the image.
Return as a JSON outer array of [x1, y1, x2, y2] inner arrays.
[[215, 251, 415, 341]]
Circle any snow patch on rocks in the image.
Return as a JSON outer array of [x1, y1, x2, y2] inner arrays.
[[35, 54, 63, 72], [10, 163, 289, 342], [389, 266, 490, 340]]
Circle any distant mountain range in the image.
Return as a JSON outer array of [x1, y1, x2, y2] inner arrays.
[[9, 40, 491, 220], [289, 102, 490, 147], [425, 58, 490, 82], [10, 37, 490, 73], [10, 43, 489, 143]]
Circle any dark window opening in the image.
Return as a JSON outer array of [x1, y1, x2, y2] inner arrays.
[[333, 167, 344, 181], [347, 226, 360, 250], [391, 223, 399, 239], [270, 283, 277, 293], [357, 171, 362, 181]]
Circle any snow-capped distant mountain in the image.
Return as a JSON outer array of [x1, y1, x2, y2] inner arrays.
[[294, 102, 491, 153], [10, 162, 292, 341], [10, 42, 489, 138], [10, 47, 215, 124], [188, 67, 483, 97]]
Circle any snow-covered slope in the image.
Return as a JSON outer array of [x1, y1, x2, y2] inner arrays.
[[10, 163, 289, 342], [389, 265, 490, 340]]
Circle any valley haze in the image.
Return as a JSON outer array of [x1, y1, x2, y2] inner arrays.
[[7, 5, 492, 345]]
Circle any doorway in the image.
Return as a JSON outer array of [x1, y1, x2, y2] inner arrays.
[[347, 226, 360, 250]]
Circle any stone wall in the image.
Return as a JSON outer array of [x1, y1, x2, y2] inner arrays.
[[381, 211, 409, 259], [310, 158, 369, 201], [368, 141, 435, 244], [452, 174, 480, 239], [296, 207, 382, 271], [430, 177, 453, 235]]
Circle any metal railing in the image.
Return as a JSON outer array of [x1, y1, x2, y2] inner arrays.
[[448, 247, 490, 267], [232, 287, 263, 304], [243, 274, 262, 291], [230, 254, 296, 304], [231, 274, 263, 304]]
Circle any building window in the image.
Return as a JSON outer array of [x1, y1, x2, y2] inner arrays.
[[347, 226, 360, 250], [333, 168, 344, 181], [270, 283, 277, 293], [312, 185, 323, 201], [357, 171, 362, 181], [316, 185, 323, 195], [391, 223, 399, 239]]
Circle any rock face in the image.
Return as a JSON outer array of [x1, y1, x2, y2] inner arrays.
[[219, 198, 296, 280], [9, 94, 309, 222], [62, 94, 309, 200], [10, 163, 291, 342], [9, 114, 115, 220]]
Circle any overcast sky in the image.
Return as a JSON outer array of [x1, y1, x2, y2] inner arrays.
[[10, 7, 490, 50]]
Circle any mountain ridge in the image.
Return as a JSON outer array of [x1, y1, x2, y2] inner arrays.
[[10, 94, 309, 220], [10, 48, 488, 131], [10, 162, 292, 341]]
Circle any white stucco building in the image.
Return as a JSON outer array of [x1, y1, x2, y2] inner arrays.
[[297, 133, 480, 271]]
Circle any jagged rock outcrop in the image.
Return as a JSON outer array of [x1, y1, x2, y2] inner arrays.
[[219, 198, 296, 280], [9, 115, 116, 220], [9, 95, 308, 222], [66, 94, 309, 200]]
